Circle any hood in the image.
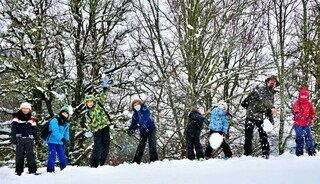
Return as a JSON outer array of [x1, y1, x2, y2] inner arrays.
[[298, 88, 309, 103]]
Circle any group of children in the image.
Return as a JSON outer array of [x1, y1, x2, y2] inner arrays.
[[185, 87, 318, 161], [11, 103, 70, 175], [10, 75, 159, 176], [185, 101, 233, 161], [10, 76, 318, 176]]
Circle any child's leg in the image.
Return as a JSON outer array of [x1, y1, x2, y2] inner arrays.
[[304, 126, 316, 156], [132, 132, 148, 164], [220, 139, 232, 158], [47, 143, 57, 172], [204, 130, 214, 159], [25, 139, 37, 173], [90, 130, 102, 168], [186, 135, 195, 160], [147, 128, 158, 162], [99, 126, 110, 166], [56, 144, 67, 170], [194, 131, 204, 159], [15, 138, 25, 174], [294, 125, 304, 156]]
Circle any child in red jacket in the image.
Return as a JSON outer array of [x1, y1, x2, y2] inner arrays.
[[292, 88, 317, 156]]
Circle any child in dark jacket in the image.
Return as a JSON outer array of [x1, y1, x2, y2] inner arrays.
[[127, 99, 158, 164], [292, 88, 317, 156], [11, 102, 39, 176], [184, 106, 209, 161], [205, 101, 233, 159], [46, 106, 70, 172]]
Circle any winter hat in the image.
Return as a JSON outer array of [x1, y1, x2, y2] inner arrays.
[[265, 75, 280, 87], [218, 101, 228, 110], [85, 95, 96, 102], [196, 105, 205, 114], [20, 102, 32, 111], [60, 105, 70, 114], [299, 88, 309, 103], [131, 99, 142, 110]]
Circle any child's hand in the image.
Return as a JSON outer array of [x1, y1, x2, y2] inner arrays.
[[306, 116, 313, 125]]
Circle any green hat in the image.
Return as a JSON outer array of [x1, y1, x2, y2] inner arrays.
[[60, 105, 70, 114], [85, 95, 96, 102]]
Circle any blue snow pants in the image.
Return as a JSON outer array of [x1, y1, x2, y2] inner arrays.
[[294, 125, 316, 156], [47, 143, 67, 172]]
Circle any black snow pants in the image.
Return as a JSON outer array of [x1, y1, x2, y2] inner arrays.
[[15, 138, 37, 174], [244, 118, 270, 156], [132, 128, 158, 164], [185, 130, 204, 160], [90, 126, 110, 167], [204, 130, 232, 158]]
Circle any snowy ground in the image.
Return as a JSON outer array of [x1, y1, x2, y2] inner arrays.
[[1, 152, 320, 184]]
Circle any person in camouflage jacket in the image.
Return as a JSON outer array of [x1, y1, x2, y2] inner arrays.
[[243, 75, 279, 159], [85, 78, 111, 168]]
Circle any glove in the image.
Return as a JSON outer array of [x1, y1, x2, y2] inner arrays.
[[204, 119, 210, 126], [12, 137, 17, 145], [225, 111, 233, 117], [293, 113, 301, 121], [127, 129, 134, 137], [307, 116, 313, 125], [268, 116, 275, 125], [102, 74, 109, 88], [61, 138, 69, 147], [84, 131, 93, 138]]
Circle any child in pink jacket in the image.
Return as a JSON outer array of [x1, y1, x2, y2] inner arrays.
[[292, 88, 316, 156]]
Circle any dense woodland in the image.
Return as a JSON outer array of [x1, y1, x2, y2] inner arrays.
[[1, 0, 320, 167]]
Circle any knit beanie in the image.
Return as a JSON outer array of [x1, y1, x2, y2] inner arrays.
[[60, 105, 70, 114], [20, 102, 32, 111]]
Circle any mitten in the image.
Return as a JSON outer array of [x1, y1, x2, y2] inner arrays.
[[204, 119, 210, 126], [306, 116, 313, 125], [127, 129, 134, 137], [84, 131, 93, 138], [102, 74, 109, 88], [293, 113, 301, 121]]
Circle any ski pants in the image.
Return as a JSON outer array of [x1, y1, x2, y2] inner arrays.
[[133, 128, 158, 164], [47, 143, 67, 172], [185, 130, 204, 160], [294, 125, 316, 156], [205, 130, 232, 158], [15, 138, 37, 174], [244, 118, 270, 156], [90, 126, 110, 167]]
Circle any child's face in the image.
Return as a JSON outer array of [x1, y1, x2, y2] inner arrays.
[[61, 112, 69, 119], [198, 107, 205, 115], [300, 95, 307, 99], [87, 100, 94, 108], [21, 108, 30, 114], [217, 104, 225, 110]]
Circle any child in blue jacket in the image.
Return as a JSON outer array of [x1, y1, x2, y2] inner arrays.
[[127, 99, 158, 164], [46, 106, 70, 172], [204, 101, 232, 159]]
